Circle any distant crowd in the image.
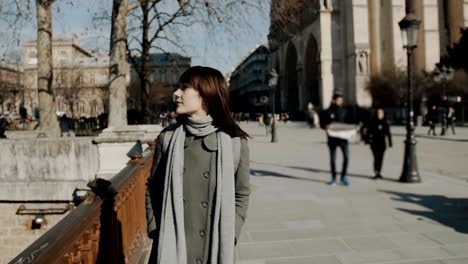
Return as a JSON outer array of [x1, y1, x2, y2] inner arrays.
[[426, 105, 457, 135], [0, 102, 459, 139]]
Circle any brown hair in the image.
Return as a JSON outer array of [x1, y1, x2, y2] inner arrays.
[[179, 66, 250, 138]]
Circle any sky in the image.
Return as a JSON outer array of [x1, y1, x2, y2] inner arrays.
[[0, 0, 270, 76]]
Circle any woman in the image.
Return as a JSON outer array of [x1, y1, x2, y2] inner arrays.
[[366, 108, 392, 179], [145, 66, 251, 264]]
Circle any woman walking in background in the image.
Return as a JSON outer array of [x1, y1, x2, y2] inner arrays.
[[366, 108, 392, 179], [145, 66, 251, 264]]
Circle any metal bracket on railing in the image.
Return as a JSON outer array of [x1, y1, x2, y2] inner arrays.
[[127, 140, 145, 165], [148, 141, 156, 150], [127, 140, 143, 159], [87, 178, 117, 201]]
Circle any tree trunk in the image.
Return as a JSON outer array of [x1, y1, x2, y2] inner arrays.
[[36, 0, 60, 137], [140, 0, 150, 115], [108, 0, 129, 128]]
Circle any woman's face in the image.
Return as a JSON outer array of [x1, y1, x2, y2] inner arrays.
[[173, 85, 207, 118], [377, 109, 384, 120]]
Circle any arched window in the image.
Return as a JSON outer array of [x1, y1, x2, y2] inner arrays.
[[90, 100, 98, 116], [78, 101, 85, 115]]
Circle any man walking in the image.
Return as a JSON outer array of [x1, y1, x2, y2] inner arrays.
[[446, 107, 456, 135], [427, 105, 438, 136], [321, 93, 355, 186]]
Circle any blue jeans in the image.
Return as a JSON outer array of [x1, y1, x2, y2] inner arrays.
[[327, 137, 349, 179]]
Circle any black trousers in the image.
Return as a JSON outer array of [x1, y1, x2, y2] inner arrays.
[[327, 137, 349, 179], [371, 145, 386, 173], [427, 122, 436, 135], [446, 122, 456, 134]]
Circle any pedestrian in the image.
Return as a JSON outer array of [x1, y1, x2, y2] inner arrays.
[[427, 105, 438, 136], [19, 104, 28, 128], [306, 102, 320, 128], [59, 113, 70, 137], [321, 93, 356, 186], [258, 113, 264, 126], [0, 115, 9, 139], [366, 108, 392, 179], [145, 66, 251, 264], [440, 106, 447, 136], [263, 112, 271, 135], [282, 112, 289, 124], [446, 107, 456, 135]]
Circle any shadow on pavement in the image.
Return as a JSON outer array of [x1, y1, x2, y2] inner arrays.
[[286, 165, 373, 180], [250, 169, 329, 184], [393, 132, 468, 142], [381, 190, 468, 234], [252, 161, 399, 182]]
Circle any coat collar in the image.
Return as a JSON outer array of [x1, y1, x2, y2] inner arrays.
[[202, 132, 218, 151], [184, 131, 218, 151]]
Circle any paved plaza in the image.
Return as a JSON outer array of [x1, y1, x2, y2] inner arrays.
[[236, 122, 468, 264]]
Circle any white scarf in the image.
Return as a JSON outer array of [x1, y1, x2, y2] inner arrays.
[[157, 115, 236, 264]]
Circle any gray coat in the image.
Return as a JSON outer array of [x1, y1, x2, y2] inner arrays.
[[145, 126, 251, 264]]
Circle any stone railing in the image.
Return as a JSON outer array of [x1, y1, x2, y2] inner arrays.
[[9, 143, 155, 264]]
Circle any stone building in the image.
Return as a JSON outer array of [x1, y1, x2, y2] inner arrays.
[[22, 36, 109, 118], [228, 45, 271, 113], [0, 60, 23, 115], [269, 0, 468, 112], [128, 53, 191, 112]]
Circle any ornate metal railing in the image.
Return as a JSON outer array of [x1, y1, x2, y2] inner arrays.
[[10, 144, 155, 264]]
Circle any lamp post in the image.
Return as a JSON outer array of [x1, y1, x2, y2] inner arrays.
[[268, 69, 279, 143], [434, 66, 454, 103], [398, 10, 421, 183], [434, 66, 454, 135]]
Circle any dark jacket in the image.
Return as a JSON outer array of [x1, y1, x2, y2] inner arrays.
[[427, 108, 439, 124], [0, 118, 9, 138], [320, 104, 347, 129], [447, 111, 456, 124], [145, 125, 250, 264], [367, 118, 392, 150]]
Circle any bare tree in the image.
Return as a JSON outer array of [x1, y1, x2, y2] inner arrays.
[[270, 0, 305, 28], [36, 0, 60, 136], [126, 0, 192, 114], [107, 0, 130, 128], [269, 0, 307, 37], [1, 0, 61, 136], [0, 0, 33, 57], [106, 0, 266, 126]]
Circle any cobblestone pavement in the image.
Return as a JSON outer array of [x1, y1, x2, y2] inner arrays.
[[237, 122, 468, 264]]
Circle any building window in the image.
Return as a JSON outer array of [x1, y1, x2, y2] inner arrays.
[[78, 101, 85, 115], [78, 73, 84, 86], [91, 101, 98, 116], [28, 51, 37, 64], [173, 70, 179, 84], [58, 50, 69, 64], [160, 71, 166, 83]]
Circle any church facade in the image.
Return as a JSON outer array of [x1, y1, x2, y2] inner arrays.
[[269, 0, 468, 112]]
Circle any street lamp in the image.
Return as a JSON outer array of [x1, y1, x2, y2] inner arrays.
[[434, 66, 454, 102], [434, 66, 454, 135], [398, 12, 421, 183]]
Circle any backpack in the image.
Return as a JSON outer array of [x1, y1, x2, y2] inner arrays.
[[162, 129, 242, 172]]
